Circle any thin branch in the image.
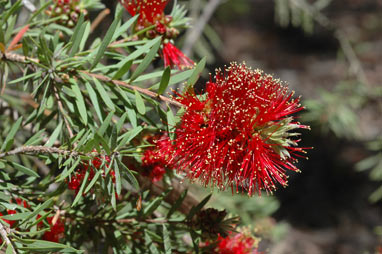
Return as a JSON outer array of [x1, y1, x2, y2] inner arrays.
[[90, 8, 111, 32], [182, 0, 223, 56], [0, 221, 18, 254], [1, 53, 183, 107], [290, 0, 369, 85], [0, 145, 87, 159], [79, 71, 183, 107], [53, 85, 74, 138]]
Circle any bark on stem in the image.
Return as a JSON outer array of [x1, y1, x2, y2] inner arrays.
[[0, 221, 18, 254]]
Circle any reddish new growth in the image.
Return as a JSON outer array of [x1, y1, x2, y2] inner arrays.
[[67, 151, 114, 192], [214, 232, 259, 254], [141, 135, 171, 182], [38, 215, 65, 243], [162, 62, 310, 196], [119, 0, 194, 69]]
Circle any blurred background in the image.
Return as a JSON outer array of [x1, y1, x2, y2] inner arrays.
[[101, 0, 382, 253]]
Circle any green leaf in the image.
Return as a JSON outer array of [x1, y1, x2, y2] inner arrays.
[[127, 108, 137, 128], [117, 126, 143, 149], [158, 67, 171, 95], [110, 125, 118, 149], [11, 162, 39, 178], [69, 18, 87, 57], [118, 37, 162, 66], [79, 22, 91, 52], [20, 240, 80, 253], [1, 117, 23, 152], [166, 108, 176, 140], [72, 170, 90, 207], [44, 121, 62, 147], [167, 189, 187, 218], [163, 224, 172, 254], [98, 112, 114, 136], [129, 38, 162, 81], [26, 130, 47, 146], [93, 77, 115, 111], [145, 230, 160, 254], [20, 198, 54, 225], [186, 194, 212, 221], [116, 112, 128, 133], [1, 211, 32, 221], [69, 13, 84, 50], [114, 160, 121, 195], [112, 59, 132, 80], [112, 15, 139, 41], [5, 244, 13, 254], [84, 169, 102, 194], [91, 9, 122, 69], [187, 56, 206, 88], [71, 81, 88, 125], [8, 71, 42, 85], [135, 90, 145, 115], [143, 197, 163, 217], [85, 82, 103, 121], [118, 160, 139, 190]]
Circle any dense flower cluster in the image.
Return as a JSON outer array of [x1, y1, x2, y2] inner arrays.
[[161, 62, 309, 196], [45, 0, 88, 28], [38, 215, 65, 243], [214, 231, 259, 254], [141, 134, 171, 182], [0, 198, 29, 228], [119, 0, 194, 69], [67, 152, 114, 192]]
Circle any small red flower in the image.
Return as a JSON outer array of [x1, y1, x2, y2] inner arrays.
[[38, 215, 65, 243], [141, 134, 171, 182], [0, 210, 16, 228], [162, 42, 195, 70], [119, 0, 194, 69], [67, 151, 112, 192], [161, 63, 310, 196], [215, 232, 259, 254], [120, 0, 168, 26]]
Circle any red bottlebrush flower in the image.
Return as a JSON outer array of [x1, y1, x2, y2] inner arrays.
[[0, 210, 17, 227], [215, 232, 259, 254], [162, 62, 310, 196], [119, 0, 194, 69], [38, 216, 65, 243], [162, 42, 194, 70], [15, 198, 30, 208], [120, 0, 168, 26], [141, 134, 171, 182]]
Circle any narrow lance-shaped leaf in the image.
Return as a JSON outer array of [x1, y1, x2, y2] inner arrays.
[[158, 67, 171, 95], [167, 189, 188, 218], [71, 81, 88, 125], [186, 194, 212, 221], [1, 116, 23, 152], [45, 121, 63, 147], [11, 162, 39, 178], [135, 90, 146, 115], [93, 77, 115, 112], [20, 198, 54, 225], [163, 224, 172, 254], [85, 82, 103, 121], [129, 38, 162, 81], [90, 9, 122, 69], [186, 56, 206, 89]]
